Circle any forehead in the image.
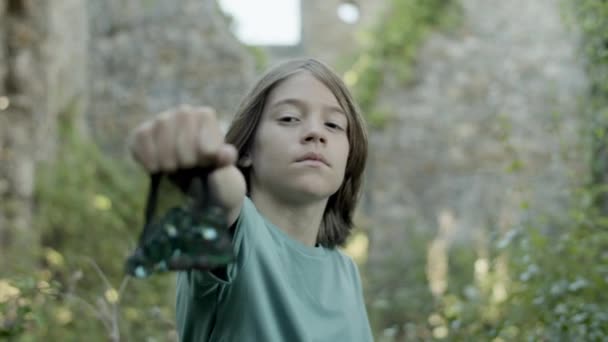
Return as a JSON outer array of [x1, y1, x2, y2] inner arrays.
[[266, 71, 342, 109]]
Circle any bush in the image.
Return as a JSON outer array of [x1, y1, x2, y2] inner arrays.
[[443, 187, 608, 341], [11, 116, 180, 341]]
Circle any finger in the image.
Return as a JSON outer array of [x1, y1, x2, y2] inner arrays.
[[129, 121, 159, 173], [155, 113, 178, 172], [175, 110, 199, 168], [216, 144, 238, 168], [195, 108, 222, 167]]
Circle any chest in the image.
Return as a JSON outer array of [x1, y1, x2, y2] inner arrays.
[[225, 242, 361, 320]]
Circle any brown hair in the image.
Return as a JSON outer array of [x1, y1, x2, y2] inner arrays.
[[224, 58, 368, 248]]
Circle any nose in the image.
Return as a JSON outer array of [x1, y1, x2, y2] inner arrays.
[[301, 118, 326, 145]]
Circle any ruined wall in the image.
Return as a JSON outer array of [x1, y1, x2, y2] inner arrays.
[[365, 0, 587, 281], [87, 0, 256, 154], [0, 0, 254, 269]]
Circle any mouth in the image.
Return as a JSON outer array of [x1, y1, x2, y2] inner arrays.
[[295, 152, 330, 166]]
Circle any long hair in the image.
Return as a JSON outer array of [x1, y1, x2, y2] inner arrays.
[[224, 58, 368, 248]]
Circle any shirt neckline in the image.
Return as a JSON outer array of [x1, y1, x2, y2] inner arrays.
[[258, 211, 329, 258]]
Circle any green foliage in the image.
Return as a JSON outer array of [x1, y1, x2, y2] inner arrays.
[[345, 0, 461, 128], [2, 116, 179, 340], [364, 227, 437, 340], [366, 108, 396, 130], [566, 0, 608, 210], [443, 190, 608, 341], [568, 0, 608, 85], [0, 276, 61, 339], [365, 187, 608, 341]]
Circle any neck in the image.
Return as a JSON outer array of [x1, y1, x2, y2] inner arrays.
[[250, 187, 328, 247]]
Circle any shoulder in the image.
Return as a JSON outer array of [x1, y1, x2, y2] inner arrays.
[[334, 248, 354, 263], [328, 249, 362, 279], [335, 248, 357, 266]]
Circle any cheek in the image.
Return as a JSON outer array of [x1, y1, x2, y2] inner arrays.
[[252, 126, 286, 165]]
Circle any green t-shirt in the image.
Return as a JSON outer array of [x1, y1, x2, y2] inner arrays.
[[175, 196, 373, 342]]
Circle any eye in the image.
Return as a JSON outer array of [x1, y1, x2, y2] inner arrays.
[[278, 116, 300, 123], [326, 122, 344, 130]]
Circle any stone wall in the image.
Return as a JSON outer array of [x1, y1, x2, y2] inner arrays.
[[0, 0, 88, 270], [0, 0, 254, 270], [88, 0, 256, 154], [365, 0, 587, 283]]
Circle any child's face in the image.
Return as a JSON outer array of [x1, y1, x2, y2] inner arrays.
[[248, 71, 350, 204]]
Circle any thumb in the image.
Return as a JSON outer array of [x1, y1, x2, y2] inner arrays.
[[215, 144, 238, 168]]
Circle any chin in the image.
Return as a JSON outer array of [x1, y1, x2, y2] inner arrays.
[[289, 181, 339, 201]]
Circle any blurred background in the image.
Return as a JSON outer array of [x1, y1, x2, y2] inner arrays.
[[0, 0, 607, 340]]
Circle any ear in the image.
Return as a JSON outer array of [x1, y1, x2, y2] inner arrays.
[[238, 153, 252, 167]]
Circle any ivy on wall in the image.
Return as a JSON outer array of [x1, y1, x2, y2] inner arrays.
[[568, 0, 608, 212], [344, 0, 461, 128]]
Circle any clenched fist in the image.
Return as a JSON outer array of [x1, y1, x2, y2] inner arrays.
[[128, 105, 237, 174]]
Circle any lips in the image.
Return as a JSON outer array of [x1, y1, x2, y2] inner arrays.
[[295, 152, 330, 166]]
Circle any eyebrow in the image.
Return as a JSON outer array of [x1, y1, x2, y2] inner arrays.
[[269, 98, 346, 116]]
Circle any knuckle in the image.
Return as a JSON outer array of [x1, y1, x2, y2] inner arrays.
[[132, 120, 152, 137], [156, 114, 173, 130], [158, 108, 177, 122], [174, 108, 190, 120], [178, 104, 193, 113], [197, 106, 217, 121], [175, 110, 195, 129]]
